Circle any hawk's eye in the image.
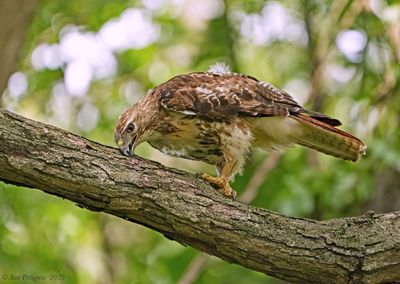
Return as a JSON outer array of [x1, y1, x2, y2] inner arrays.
[[126, 123, 135, 133]]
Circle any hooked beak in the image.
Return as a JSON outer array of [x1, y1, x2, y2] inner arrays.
[[118, 137, 136, 157]]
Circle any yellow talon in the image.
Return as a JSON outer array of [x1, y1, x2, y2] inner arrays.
[[202, 173, 237, 200]]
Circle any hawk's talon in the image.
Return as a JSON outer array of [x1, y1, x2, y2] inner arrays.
[[202, 173, 235, 199]]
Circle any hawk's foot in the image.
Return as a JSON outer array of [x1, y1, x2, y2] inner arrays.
[[201, 173, 237, 200]]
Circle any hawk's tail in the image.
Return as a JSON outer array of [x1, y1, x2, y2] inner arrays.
[[292, 114, 366, 162]]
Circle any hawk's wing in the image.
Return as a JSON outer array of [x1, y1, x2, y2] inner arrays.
[[157, 72, 341, 126]]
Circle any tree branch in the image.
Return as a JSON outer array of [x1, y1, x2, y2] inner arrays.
[[0, 109, 399, 284]]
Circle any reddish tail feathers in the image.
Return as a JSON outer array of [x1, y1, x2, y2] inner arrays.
[[293, 114, 366, 162]]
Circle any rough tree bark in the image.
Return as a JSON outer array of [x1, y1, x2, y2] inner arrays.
[[0, 109, 399, 284]]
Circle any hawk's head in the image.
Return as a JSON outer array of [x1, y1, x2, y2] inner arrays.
[[114, 105, 142, 156]]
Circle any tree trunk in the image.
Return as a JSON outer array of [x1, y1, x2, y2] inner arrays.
[[0, 109, 399, 284], [0, 0, 38, 96]]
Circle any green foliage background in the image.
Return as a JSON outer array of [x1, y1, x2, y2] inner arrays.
[[1, 0, 399, 283]]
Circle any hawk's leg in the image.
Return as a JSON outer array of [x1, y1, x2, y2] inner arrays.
[[201, 123, 251, 200], [202, 155, 240, 200], [202, 173, 236, 199]]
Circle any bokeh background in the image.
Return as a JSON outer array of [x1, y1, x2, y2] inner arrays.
[[1, 0, 399, 283]]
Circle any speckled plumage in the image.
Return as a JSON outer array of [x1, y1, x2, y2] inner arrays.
[[114, 66, 366, 198]]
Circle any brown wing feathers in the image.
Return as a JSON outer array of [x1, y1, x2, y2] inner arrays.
[[159, 72, 299, 119], [158, 71, 366, 161], [159, 72, 340, 124]]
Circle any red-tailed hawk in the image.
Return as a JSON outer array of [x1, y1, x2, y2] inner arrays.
[[115, 63, 366, 199]]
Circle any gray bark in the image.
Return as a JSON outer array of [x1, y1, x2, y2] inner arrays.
[[0, 109, 399, 284]]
